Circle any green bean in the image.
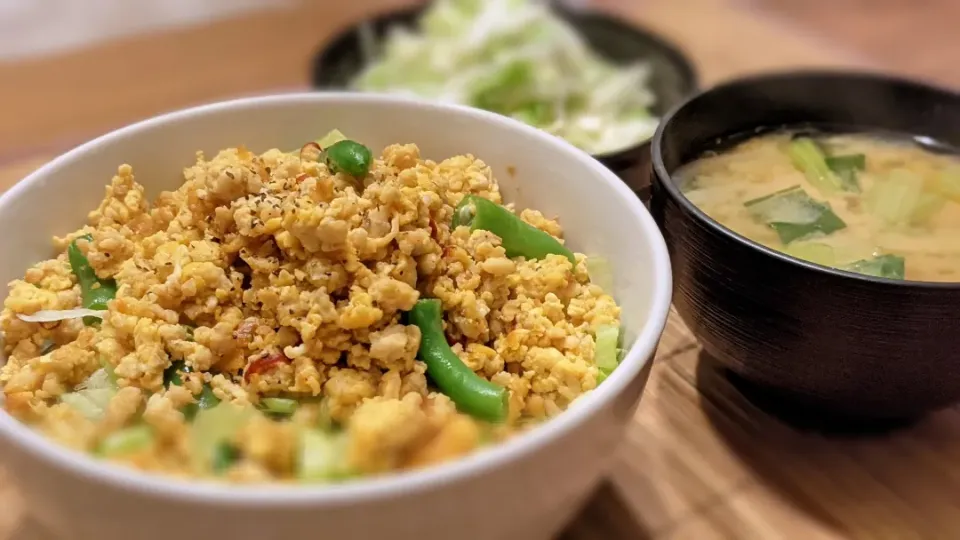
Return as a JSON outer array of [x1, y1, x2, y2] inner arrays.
[[260, 397, 298, 417], [163, 360, 191, 387], [324, 140, 372, 177], [408, 299, 508, 422], [452, 195, 576, 265], [163, 360, 219, 421], [67, 234, 117, 325]]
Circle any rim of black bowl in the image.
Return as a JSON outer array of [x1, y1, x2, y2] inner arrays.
[[310, 3, 699, 160], [651, 68, 960, 290]]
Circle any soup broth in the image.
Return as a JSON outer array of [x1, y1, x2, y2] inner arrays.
[[675, 130, 960, 283]]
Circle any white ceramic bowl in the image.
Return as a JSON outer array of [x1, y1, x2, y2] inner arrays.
[[0, 94, 672, 540]]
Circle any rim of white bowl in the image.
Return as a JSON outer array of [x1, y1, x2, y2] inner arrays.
[[0, 92, 673, 507]]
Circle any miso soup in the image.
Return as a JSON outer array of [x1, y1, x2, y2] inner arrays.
[[675, 130, 960, 282]]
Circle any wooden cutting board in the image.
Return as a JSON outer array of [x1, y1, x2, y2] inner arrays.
[[2, 1, 958, 539]]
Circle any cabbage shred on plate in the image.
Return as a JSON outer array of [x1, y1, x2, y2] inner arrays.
[[352, 0, 659, 155]]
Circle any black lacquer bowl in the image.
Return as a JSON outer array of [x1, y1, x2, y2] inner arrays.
[[311, 3, 698, 200], [650, 71, 960, 420]]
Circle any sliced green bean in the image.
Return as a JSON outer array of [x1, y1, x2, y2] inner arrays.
[[163, 360, 219, 421], [67, 234, 117, 325], [452, 195, 576, 265], [261, 397, 298, 417], [325, 140, 372, 177], [408, 299, 508, 423]]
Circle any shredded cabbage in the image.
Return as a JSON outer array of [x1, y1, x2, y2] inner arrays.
[[352, 0, 659, 155], [16, 308, 106, 323], [585, 256, 614, 292], [191, 402, 253, 470], [297, 429, 352, 481]]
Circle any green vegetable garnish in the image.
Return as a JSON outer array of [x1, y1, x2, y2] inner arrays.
[[98, 425, 154, 457], [844, 254, 905, 280], [744, 185, 847, 244], [408, 299, 508, 422], [784, 242, 836, 266], [316, 129, 348, 149], [163, 360, 191, 388], [585, 256, 614, 292], [325, 140, 373, 177], [453, 195, 576, 264], [825, 153, 866, 192], [297, 429, 352, 482], [162, 360, 218, 421], [865, 169, 925, 226], [910, 191, 947, 226], [594, 325, 622, 385], [211, 441, 241, 474], [191, 402, 253, 471], [825, 154, 866, 171], [594, 324, 620, 377], [261, 397, 298, 417], [787, 138, 845, 195], [67, 234, 118, 325]]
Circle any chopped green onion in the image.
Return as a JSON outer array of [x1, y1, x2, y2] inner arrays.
[[744, 185, 846, 244], [825, 154, 866, 171], [845, 254, 905, 280], [784, 242, 836, 266], [825, 153, 865, 192], [787, 138, 845, 194], [98, 425, 153, 457], [865, 169, 925, 226], [910, 191, 947, 226], [261, 397, 298, 416]]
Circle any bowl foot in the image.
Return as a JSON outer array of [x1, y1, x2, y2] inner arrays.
[[718, 367, 921, 436]]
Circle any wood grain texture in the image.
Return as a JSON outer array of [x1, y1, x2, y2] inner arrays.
[[2, 0, 959, 539], [747, 0, 960, 88]]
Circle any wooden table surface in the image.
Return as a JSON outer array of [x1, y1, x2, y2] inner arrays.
[[1, 1, 958, 539]]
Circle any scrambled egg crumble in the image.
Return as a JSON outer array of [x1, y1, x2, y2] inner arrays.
[[0, 141, 621, 483]]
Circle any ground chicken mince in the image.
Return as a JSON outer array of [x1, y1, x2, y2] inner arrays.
[[0, 137, 622, 483]]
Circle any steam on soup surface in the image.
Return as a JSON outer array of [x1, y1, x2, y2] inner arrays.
[[675, 130, 960, 282]]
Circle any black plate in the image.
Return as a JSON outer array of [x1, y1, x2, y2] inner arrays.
[[650, 70, 960, 421], [310, 3, 698, 201]]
